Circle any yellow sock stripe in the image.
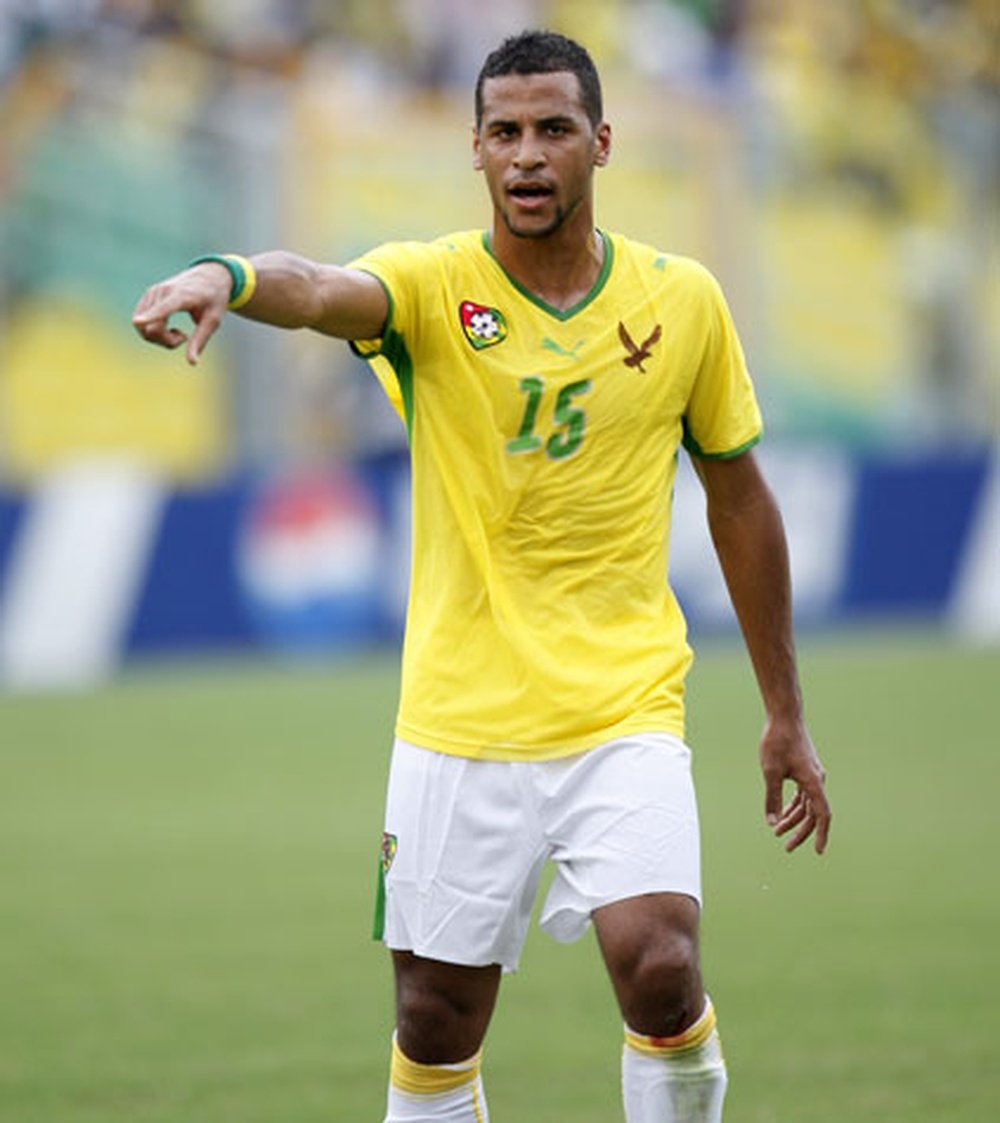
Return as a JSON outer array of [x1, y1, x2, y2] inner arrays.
[[625, 1000, 717, 1057], [391, 1036, 483, 1096]]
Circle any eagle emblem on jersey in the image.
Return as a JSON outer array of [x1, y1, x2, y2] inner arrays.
[[380, 831, 398, 874], [618, 321, 662, 373], [460, 300, 508, 350]]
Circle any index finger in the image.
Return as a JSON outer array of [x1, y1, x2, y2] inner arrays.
[[132, 281, 176, 324], [183, 305, 225, 365]]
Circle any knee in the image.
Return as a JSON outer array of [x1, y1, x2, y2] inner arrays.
[[396, 982, 463, 1060], [617, 931, 702, 1034], [392, 953, 500, 1063], [631, 928, 700, 999]]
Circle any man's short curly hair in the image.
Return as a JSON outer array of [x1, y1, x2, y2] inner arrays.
[[475, 30, 603, 129]]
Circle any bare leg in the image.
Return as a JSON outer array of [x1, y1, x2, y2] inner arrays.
[[594, 891, 704, 1035], [594, 893, 726, 1123], [383, 951, 501, 1122], [392, 951, 502, 1063]]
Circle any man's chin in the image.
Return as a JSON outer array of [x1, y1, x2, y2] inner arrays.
[[501, 209, 565, 240]]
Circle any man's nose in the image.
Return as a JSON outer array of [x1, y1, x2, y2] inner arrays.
[[513, 132, 546, 169]]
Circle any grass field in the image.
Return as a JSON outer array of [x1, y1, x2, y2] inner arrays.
[[1, 632, 997, 1122]]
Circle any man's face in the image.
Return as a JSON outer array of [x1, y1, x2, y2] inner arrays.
[[474, 71, 611, 240]]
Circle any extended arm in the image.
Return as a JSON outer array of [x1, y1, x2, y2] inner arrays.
[[694, 450, 831, 854], [132, 251, 389, 365]]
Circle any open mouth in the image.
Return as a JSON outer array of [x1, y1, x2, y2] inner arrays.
[[509, 182, 554, 203]]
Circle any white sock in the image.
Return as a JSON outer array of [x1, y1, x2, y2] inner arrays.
[[622, 998, 727, 1122], [384, 1033, 489, 1122]]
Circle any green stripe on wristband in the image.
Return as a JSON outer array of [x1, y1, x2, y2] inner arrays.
[[188, 253, 257, 309]]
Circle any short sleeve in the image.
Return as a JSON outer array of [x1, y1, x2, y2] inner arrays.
[[345, 240, 436, 430], [681, 268, 763, 459]]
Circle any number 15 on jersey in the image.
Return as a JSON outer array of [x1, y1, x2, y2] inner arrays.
[[507, 377, 592, 461]]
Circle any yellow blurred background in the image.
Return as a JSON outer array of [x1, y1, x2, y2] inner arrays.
[[1, 0, 996, 482]]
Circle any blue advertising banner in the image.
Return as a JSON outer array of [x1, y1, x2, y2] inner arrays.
[[0, 445, 996, 688]]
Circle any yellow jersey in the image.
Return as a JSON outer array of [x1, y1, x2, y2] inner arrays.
[[349, 230, 761, 760]]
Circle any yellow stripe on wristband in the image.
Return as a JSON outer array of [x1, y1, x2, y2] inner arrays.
[[390, 1035, 483, 1096], [222, 253, 257, 309], [188, 253, 258, 309]]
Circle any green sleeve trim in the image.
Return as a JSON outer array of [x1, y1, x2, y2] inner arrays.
[[347, 272, 415, 441], [346, 270, 394, 356], [380, 328, 415, 439], [682, 419, 763, 460]]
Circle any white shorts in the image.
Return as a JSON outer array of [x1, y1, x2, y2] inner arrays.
[[376, 732, 701, 972]]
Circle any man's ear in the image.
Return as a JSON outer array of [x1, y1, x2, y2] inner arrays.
[[593, 121, 612, 168], [472, 127, 483, 170]]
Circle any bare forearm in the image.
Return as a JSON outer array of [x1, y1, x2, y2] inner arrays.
[[694, 453, 830, 851], [132, 250, 387, 364], [235, 251, 329, 329], [710, 487, 801, 720], [237, 252, 386, 339], [699, 457, 803, 723]]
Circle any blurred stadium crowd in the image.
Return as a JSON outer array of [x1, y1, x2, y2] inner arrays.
[[0, 1, 997, 685], [0, 0, 996, 479]]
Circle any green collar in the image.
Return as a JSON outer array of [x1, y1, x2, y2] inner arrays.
[[481, 229, 614, 321]]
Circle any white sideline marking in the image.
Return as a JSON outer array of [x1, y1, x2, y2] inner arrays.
[[950, 445, 1000, 645], [0, 460, 163, 689]]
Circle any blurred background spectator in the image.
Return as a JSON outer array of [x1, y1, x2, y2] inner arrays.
[[0, 2, 996, 684], [1, 0, 995, 479]]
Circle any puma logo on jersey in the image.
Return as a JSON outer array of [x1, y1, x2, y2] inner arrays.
[[542, 336, 586, 361], [460, 301, 508, 350], [618, 321, 662, 373]]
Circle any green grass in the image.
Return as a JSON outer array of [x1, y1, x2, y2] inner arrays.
[[1, 634, 997, 1122]]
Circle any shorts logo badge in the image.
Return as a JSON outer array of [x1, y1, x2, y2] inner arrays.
[[618, 320, 662, 373], [380, 831, 398, 874], [460, 301, 508, 350]]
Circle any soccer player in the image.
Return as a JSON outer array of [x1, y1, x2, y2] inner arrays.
[[133, 30, 831, 1123]]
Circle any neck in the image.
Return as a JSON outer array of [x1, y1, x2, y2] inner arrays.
[[490, 210, 605, 312]]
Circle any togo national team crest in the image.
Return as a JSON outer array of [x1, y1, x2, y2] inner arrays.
[[380, 831, 398, 874], [459, 300, 508, 350]]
